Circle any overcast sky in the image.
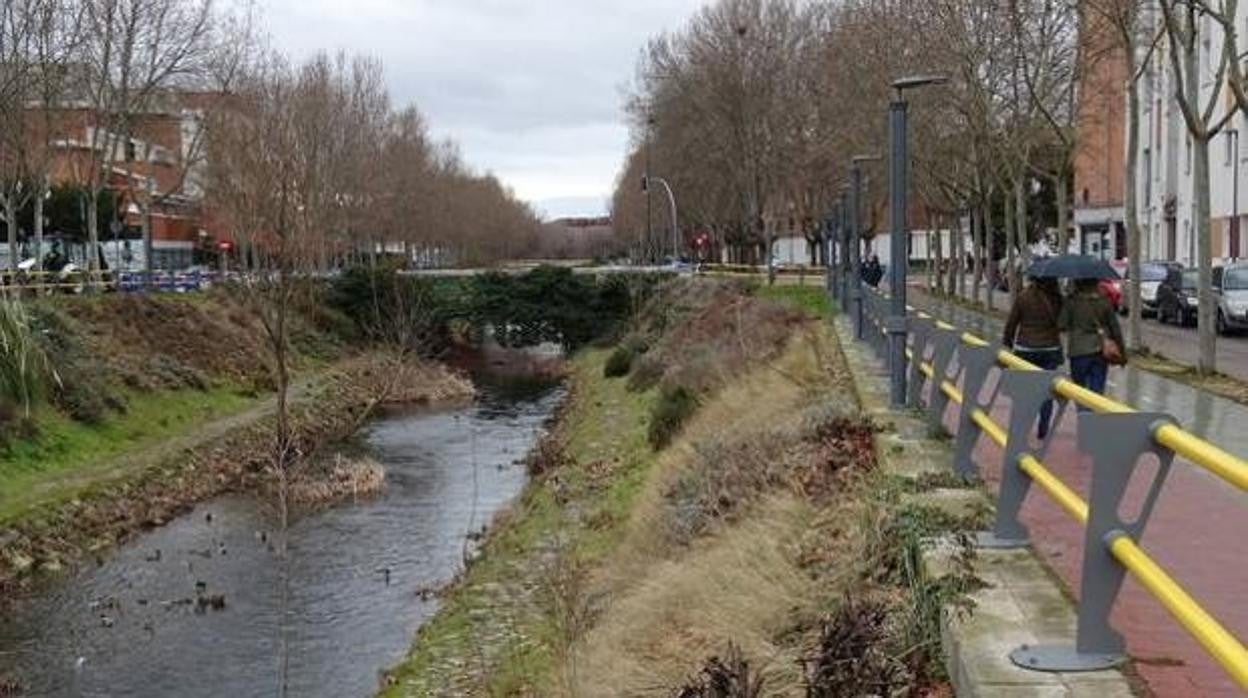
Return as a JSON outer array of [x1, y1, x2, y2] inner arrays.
[[263, 0, 706, 220]]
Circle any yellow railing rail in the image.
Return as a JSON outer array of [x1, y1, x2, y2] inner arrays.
[[910, 309, 1248, 493], [898, 303, 1248, 689]]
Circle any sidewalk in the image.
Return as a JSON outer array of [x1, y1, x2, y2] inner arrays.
[[907, 291, 1248, 697], [910, 275, 1248, 383]]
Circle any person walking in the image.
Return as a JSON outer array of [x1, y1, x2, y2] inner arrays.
[[863, 254, 883, 288], [1058, 278, 1126, 403], [1003, 276, 1063, 438]]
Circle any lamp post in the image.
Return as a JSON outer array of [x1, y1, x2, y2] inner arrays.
[[888, 74, 948, 407], [642, 175, 679, 262], [824, 205, 838, 300], [840, 187, 851, 311], [1232, 128, 1240, 259], [645, 116, 655, 262], [851, 155, 881, 340]]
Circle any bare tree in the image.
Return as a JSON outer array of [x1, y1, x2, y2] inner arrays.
[[72, 0, 216, 287], [1157, 0, 1237, 374]]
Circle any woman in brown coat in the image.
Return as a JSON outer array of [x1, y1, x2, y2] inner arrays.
[[1003, 276, 1063, 438]]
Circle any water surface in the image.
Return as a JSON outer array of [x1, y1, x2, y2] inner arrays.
[[0, 376, 562, 697]]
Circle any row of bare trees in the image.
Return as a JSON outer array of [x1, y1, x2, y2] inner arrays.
[[615, 0, 1246, 374], [0, 0, 545, 284]]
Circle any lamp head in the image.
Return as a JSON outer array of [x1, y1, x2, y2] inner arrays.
[[892, 74, 950, 92]]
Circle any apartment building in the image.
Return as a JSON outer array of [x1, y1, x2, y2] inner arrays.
[[1132, 4, 1248, 265]]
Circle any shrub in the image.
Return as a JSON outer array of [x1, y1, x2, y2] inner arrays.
[[648, 383, 699, 449], [627, 354, 666, 392], [0, 298, 53, 418], [603, 346, 633, 378], [31, 304, 126, 424]]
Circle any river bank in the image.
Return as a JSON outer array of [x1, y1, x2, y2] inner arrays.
[[381, 280, 979, 697], [0, 367, 563, 697], [0, 352, 474, 599]]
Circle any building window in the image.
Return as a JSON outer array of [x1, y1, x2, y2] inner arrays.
[[125, 140, 137, 162], [1083, 188, 1090, 204]]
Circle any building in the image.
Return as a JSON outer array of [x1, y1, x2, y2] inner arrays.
[[1073, 4, 1128, 260], [17, 90, 225, 271], [1130, 3, 1247, 265]]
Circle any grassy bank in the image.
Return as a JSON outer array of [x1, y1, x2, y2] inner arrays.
[[383, 279, 974, 696], [0, 385, 254, 524], [381, 348, 658, 695], [755, 283, 833, 317]]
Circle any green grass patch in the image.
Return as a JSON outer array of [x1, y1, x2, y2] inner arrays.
[[756, 283, 833, 317], [381, 348, 658, 696], [0, 385, 256, 524]]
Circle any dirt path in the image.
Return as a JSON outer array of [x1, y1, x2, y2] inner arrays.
[[14, 369, 331, 524]]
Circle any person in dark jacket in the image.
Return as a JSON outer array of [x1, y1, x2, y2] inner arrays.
[[862, 255, 883, 288], [1004, 276, 1063, 438], [1058, 278, 1126, 404]]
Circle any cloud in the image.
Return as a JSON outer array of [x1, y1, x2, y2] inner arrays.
[[262, 0, 706, 215]]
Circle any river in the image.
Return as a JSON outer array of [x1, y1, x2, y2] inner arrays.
[[0, 370, 563, 697]]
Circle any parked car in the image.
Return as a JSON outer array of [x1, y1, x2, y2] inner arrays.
[[1125, 261, 1183, 317], [1157, 266, 1230, 330], [1218, 264, 1248, 334], [1099, 277, 1123, 312]]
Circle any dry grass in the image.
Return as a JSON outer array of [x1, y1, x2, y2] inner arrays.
[[573, 495, 818, 697], [567, 325, 870, 698], [287, 453, 386, 506]]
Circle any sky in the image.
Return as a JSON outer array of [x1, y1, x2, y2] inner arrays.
[[263, 0, 707, 221]]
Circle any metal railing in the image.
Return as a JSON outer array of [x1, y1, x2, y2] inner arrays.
[[839, 276, 1248, 688]]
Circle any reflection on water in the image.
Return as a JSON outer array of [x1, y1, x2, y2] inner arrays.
[[0, 375, 563, 698]]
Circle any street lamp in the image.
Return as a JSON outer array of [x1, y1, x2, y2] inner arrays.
[[888, 74, 948, 407], [851, 155, 881, 340], [641, 174, 679, 262]]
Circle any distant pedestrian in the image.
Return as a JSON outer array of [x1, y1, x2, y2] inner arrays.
[[1003, 276, 1063, 438], [863, 254, 883, 288], [1059, 278, 1126, 404]]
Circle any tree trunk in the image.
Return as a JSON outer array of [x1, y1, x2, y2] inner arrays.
[[971, 206, 983, 306], [1194, 136, 1217, 374], [981, 199, 994, 311], [34, 186, 44, 273], [2, 196, 14, 276], [87, 192, 100, 289], [953, 211, 964, 297], [6, 198, 17, 277], [1125, 51, 1144, 352], [1013, 176, 1026, 305], [1055, 170, 1070, 253], [1005, 184, 1017, 306]]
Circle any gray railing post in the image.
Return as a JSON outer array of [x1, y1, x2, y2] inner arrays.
[[950, 343, 998, 481], [1011, 411, 1176, 673], [923, 327, 960, 435], [907, 316, 934, 408], [977, 369, 1067, 549]]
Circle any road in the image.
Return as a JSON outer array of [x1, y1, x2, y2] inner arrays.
[[909, 276, 1248, 381]]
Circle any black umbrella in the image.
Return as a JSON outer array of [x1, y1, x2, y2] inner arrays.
[[1026, 254, 1118, 280]]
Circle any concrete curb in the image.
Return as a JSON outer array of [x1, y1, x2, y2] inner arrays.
[[832, 315, 1139, 697]]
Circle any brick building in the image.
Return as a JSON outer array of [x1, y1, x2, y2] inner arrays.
[[23, 90, 226, 271]]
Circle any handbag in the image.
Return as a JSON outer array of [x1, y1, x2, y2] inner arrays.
[[1096, 314, 1127, 366]]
